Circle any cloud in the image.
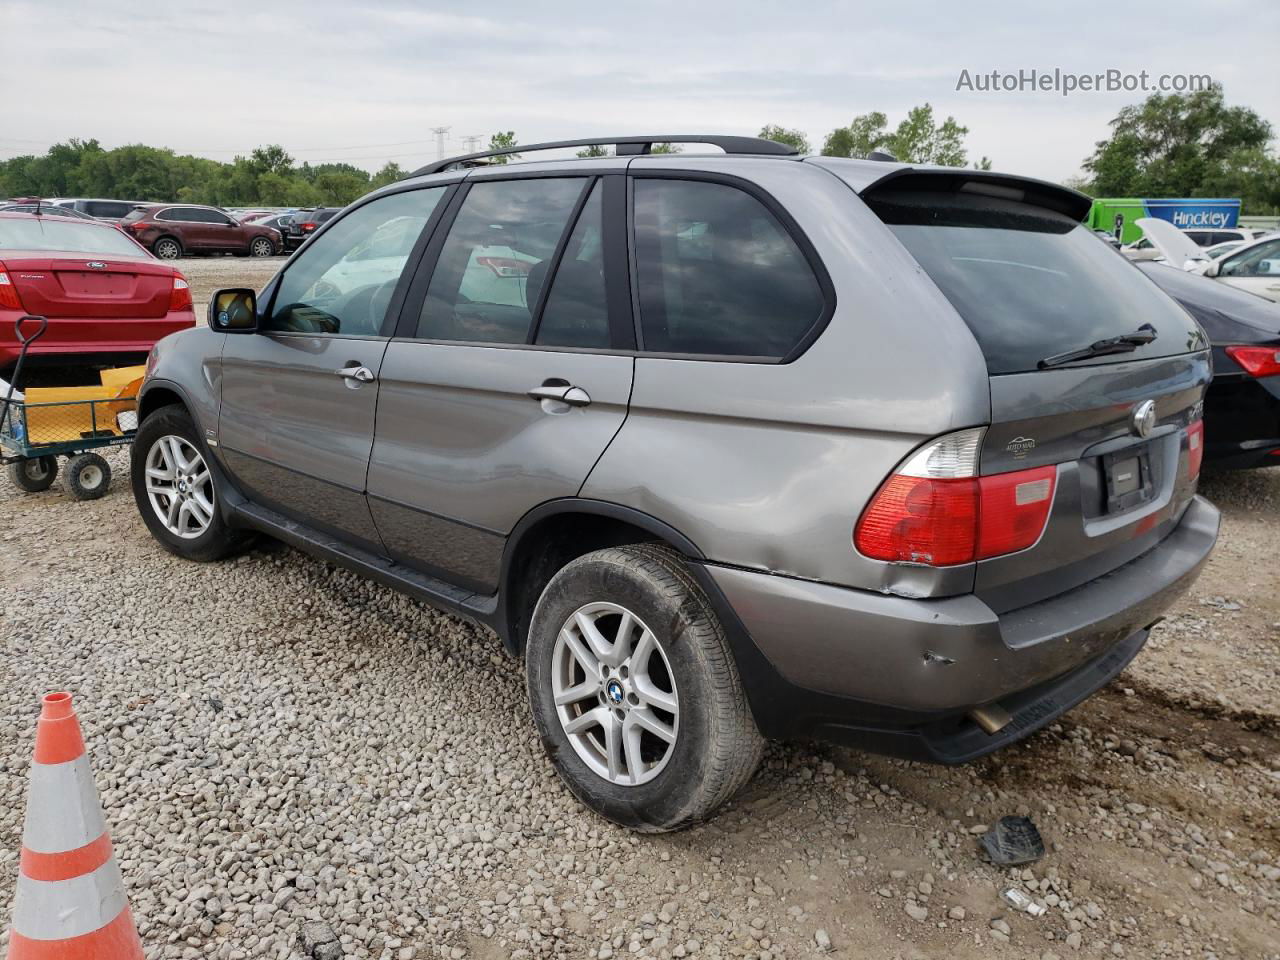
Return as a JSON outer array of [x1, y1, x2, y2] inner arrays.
[[2, 0, 1276, 183]]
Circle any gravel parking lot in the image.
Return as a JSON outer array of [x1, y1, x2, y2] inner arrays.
[[1, 259, 1277, 960]]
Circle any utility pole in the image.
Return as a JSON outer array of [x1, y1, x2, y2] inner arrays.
[[431, 126, 451, 160], [462, 134, 483, 153]]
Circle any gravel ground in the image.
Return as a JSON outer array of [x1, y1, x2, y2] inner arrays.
[[1, 259, 1277, 959]]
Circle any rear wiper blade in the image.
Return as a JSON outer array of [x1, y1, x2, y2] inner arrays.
[[1038, 324, 1157, 369]]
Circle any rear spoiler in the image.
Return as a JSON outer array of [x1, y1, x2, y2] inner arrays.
[[805, 158, 1092, 222]]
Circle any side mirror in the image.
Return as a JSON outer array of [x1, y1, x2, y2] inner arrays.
[[1202, 259, 1221, 278], [210, 288, 259, 332], [1259, 259, 1280, 276]]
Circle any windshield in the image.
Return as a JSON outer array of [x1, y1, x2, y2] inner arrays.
[[0, 216, 147, 257], [870, 191, 1205, 374]]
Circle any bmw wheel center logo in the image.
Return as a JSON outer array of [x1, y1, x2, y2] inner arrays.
[[606, 680, 624, 705]]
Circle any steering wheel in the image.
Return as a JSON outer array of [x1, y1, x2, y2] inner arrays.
[[335, 277, 400, 334]]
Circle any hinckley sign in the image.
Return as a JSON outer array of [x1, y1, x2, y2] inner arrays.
[[1086, 197, 1242, 243]]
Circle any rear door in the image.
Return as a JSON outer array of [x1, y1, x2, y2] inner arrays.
[[217, 185, 451, 551], [865, 176, 1211, 610], [367, 170, 635, 591]]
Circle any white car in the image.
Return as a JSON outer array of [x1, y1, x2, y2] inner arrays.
[[1138, 217, 1280, 302]]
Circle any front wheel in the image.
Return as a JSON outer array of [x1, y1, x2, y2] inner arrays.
[[130, 405, 251, 561], [526, 544, 764, 832], [249, 236, 274, 257]]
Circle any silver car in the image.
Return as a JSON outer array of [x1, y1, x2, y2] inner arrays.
[[131, 135, 1220, 831]]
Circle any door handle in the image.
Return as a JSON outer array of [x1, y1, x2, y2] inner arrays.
[[336, 364, 376, 383], [528, 384, 591, 407]]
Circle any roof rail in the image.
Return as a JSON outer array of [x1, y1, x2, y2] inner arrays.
[[408, 134, 799, 178]]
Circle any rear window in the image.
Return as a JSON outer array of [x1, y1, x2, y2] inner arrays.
[[870, 191, 1204, 375], [120, 208, 149, 224], [0, 217, 145, 256]]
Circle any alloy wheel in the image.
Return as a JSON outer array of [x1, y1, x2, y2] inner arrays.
[[145, 435, 214, 539], [155, 239, 180, 260], [251, 238, 272, 257], [552, 602, 679, 786]]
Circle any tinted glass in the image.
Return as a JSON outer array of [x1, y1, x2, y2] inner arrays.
[[873, 191, 1205, 374], [157, 207, 194, 221], [1185, 231, 1211, 246], [0, 217, 145, 256], [633, 179, 824, 358], [535, 183, 609, 349], [120, 208, 149, 223], [267, 188, 446, 336], [417, 178, 585, 343], [84, 201, 131, 219]]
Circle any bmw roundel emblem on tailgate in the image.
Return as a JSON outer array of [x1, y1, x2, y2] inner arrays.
[[1131, 400, 1157, 438], [86, 261, 107, 269]]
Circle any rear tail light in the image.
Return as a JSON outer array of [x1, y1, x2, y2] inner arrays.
[[169, 276, 192, 312], [301, 221, 317, 232], [854, 428, 1058, 566], [128, 221, 149, 231], [1186, 419, 1204, 478], [1225, 345, 1280, 378], [0, 265, 26, 311]]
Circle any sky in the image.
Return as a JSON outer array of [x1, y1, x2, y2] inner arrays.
[[3, 0, 1277, 184]]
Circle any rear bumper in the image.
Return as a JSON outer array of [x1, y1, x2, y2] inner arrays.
[[703, 494, 1219, 761]]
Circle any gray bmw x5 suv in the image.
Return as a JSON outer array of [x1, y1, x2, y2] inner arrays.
[[131, 134, 1220, 831]]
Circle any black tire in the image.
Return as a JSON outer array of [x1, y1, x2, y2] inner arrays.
[[153, 236, 182, 260], [526, 543, 764, 832], [249, 236, 274, 258], [130, 404, 252, 562], [64, 452, 111, 500], [8, 455, 58, 492]]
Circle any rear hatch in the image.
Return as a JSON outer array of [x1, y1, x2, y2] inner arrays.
[[862, 171, 1210, 612]]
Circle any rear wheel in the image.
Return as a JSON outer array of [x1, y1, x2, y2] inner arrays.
[[7, 455, 58, 492], [130, 405, 251, 561], [249, 236, 274, 257], [153, 236, 182, 260], [526, 544, 764, 832], [64, 452, 111, 500]]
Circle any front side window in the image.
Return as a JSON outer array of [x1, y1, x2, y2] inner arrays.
[[1221, 239, 1280, 278], [632, 179, 825, 358], [266, 188, 446, 336], [416, 178, 586, 344]]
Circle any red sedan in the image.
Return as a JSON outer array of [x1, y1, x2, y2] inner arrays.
[[0, 211, 196, 374]]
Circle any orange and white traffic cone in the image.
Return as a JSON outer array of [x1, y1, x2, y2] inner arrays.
[[5, 692, 144, 960]]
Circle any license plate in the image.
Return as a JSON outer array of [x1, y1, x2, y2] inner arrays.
[[1104, 447, 1153, 513]]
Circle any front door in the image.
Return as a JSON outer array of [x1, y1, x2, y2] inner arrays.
[[368, 172, 635, 591], [218, 185, 451, 550]]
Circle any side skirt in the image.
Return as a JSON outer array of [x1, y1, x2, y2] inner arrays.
[[229, 499, 500, 634]]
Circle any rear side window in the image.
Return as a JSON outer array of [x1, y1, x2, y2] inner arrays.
[[84, 201, 131, 219], [157, 207, 194, 222], [632, 178, 825, 358], [870, 190, 1205, 375], [417, 178, 586, 344], [535, 182, 609, 349]]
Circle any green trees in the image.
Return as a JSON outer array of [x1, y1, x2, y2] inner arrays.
[[0, 141, 390, 208], [758, 125, 811, 153], [1082, 84, 1278, 213], [821, 104, 974, 166]]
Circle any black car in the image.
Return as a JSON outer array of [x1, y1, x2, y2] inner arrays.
[[1139, 261, 1280, 470], [255, 213, 304, 252], [285, 207, 341, 248]]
